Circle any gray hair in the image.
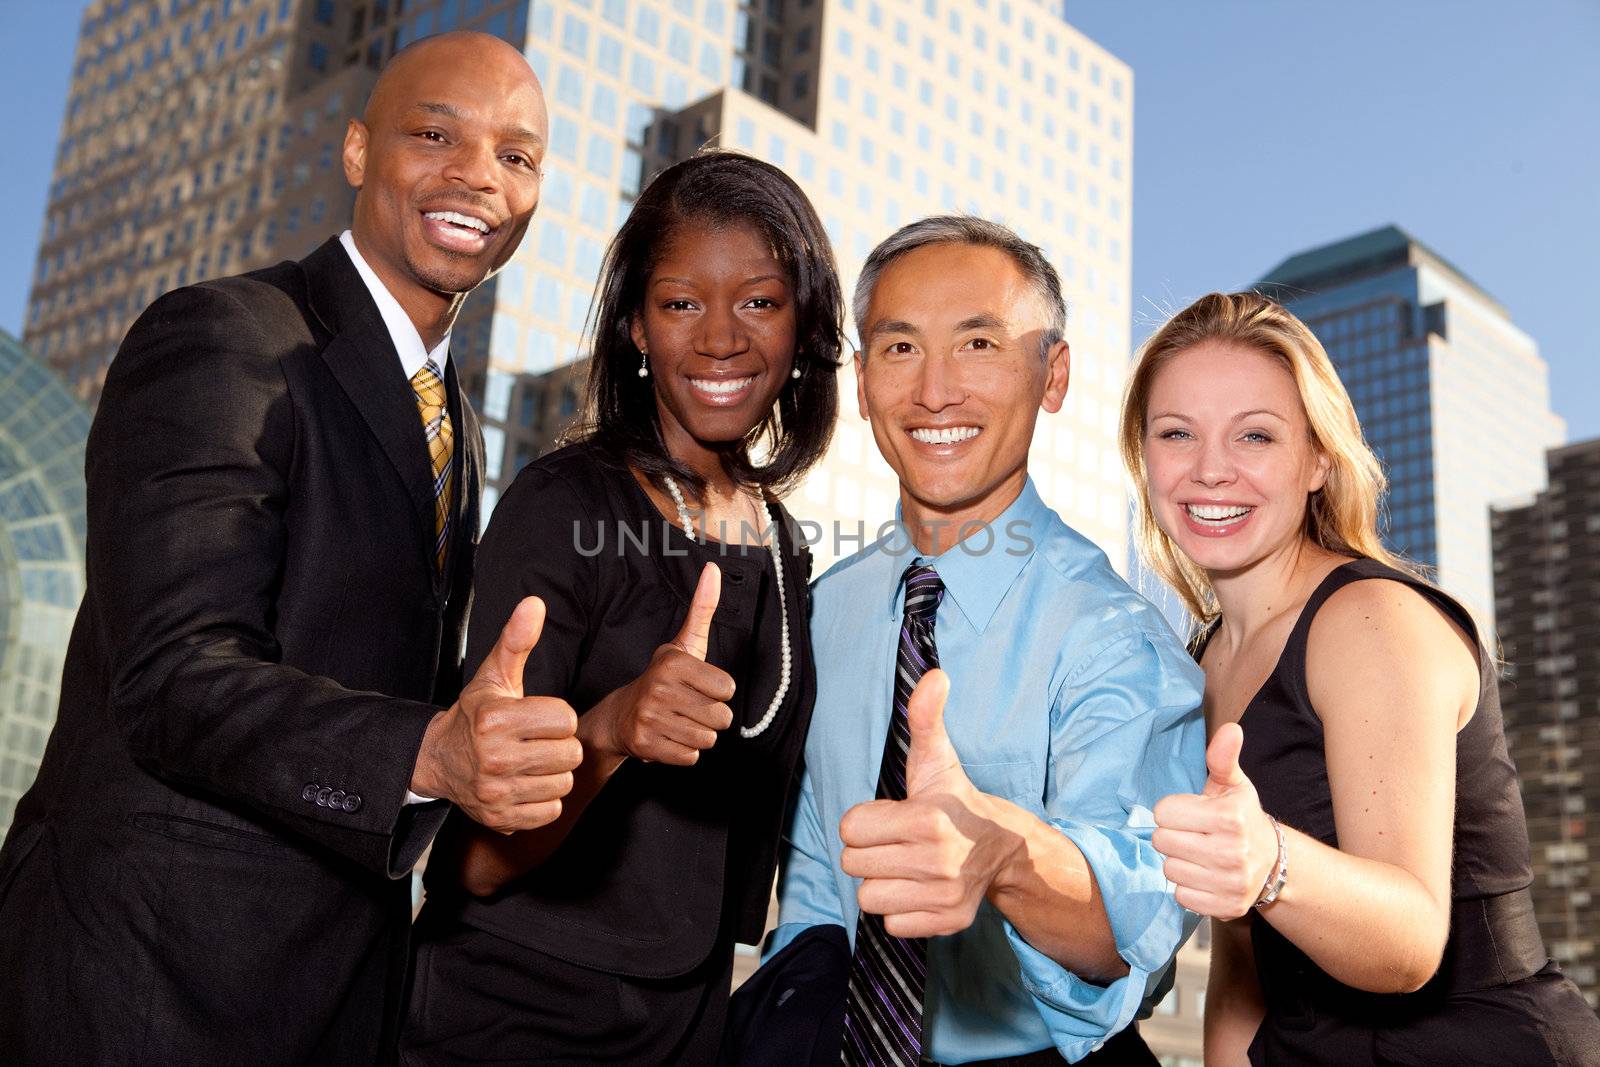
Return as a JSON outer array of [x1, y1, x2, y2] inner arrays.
[[852, 215, 1067, 361]]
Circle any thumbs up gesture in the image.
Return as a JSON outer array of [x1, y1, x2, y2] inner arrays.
[[1151, 723, 1281, 919], [839, 670, 1014, 938], [411, 596, 585, 833], [584, 562, 737, 766]]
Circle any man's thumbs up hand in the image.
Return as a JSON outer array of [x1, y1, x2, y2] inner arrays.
[[903, 669, 962, 797], [839, 669, 1017, 939], [411, 597, 584, 833], [1152, 723, 1280, 918]]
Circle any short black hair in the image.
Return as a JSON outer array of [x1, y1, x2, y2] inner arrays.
[[581, 150, 843, 498]]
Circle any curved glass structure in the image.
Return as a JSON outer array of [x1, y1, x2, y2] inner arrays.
[[0, 329, 88, 838]]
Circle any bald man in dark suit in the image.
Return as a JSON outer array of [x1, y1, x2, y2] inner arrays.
[[0, 33, 580, 1065]]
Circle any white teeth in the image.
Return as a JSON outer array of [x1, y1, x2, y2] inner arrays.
[[424, 210, 491, 233], [1186, 504, 1253, 522], [690, 377, 754, 395], [910, 426, 980, 445]]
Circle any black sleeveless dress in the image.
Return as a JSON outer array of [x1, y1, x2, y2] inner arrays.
[[1210, 558, 1600, 1065]]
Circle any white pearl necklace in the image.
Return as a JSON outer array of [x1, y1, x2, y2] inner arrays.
[[662, 474, 791, 740]]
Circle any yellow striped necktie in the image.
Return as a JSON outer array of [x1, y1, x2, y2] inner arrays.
[[410, 359, 454, 573]]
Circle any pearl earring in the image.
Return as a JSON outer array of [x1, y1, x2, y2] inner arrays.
[[637, 350, 649, 379], [791, 366, 802, 379]]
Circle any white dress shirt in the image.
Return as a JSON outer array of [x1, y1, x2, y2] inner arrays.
[[338, 229, 452, 375]]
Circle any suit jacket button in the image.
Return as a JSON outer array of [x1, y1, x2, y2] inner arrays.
[[341, 793, 362, 813], [302, 784, 319, 802], [328, 789, 346, 809], [316, 786, 333, 807]]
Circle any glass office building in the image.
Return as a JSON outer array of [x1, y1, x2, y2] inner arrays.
[[0, 331, 89, 839], [1257, 225, 1565, 625]]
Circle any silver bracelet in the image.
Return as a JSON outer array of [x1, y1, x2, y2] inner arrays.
[[1253, 814, 1288, 909]]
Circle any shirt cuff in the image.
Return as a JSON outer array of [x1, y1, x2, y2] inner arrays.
[[1004, 815, 1192, 1060], [762, 920, 811, 963], [403, 789, 438, 805]]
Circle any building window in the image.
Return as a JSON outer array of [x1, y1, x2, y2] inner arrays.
[[634, 8, 661, 46], [629, 53, 656, 94], [561, 16, 589, 58], [668, 24, 691, 64], [584, 136, 614, 179], [597, 34, 622, 76], [551, 116, 579, 160], [556, 65, 584, 108]]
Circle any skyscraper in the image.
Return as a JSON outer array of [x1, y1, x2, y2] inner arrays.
[[1492, 437, 1600, 1009], [1256, 225, 1565, 624], [0, 331, 90, 838], [29, 0, 1136, 568]]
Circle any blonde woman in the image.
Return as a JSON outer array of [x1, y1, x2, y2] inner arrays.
[[1121, 292, 1599, 1065]]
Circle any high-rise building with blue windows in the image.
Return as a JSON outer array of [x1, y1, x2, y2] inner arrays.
[[1256, 226, 1565, 625]]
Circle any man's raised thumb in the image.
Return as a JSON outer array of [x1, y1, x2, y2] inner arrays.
[[472, 595, 545, 698], [905, 668, 955, 781]]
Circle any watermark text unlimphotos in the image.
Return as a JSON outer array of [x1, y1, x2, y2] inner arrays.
[[571, 515, 1038, 558]]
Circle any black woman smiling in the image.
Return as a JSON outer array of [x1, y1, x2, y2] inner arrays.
[[401, 151, 843, 1065]]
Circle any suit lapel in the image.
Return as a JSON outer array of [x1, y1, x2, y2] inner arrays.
[[300, 239, 440, 594]]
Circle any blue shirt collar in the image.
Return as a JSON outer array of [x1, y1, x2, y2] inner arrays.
[[884, 477, 1050, 634]]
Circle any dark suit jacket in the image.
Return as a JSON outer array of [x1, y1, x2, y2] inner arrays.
[[0, 237, 482, 1066]]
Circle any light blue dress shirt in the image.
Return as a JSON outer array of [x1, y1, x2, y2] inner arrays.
[[768, 479, 1206, 1064]]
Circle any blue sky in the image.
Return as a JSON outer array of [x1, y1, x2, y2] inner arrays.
[[3, 1, 1595, 438]]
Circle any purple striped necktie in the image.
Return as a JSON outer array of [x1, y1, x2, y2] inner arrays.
[[842, 562, 944, 1067]]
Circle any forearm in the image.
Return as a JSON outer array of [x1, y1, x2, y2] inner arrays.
[[983, 794, 1127, 982], [458, 697, 626, 895], [111, 629, 442, 868], [1257, 824, 1448, 993], [1203, 918, 1262, 1067]]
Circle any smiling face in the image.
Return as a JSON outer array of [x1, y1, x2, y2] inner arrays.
[[343, 33, 547, 309], [629, 221, 797, 464], [856, 242, 1069, 548], [1143, 340, 1331, 575]]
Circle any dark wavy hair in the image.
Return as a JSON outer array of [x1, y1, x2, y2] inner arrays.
[[580, 150, 843, 497]]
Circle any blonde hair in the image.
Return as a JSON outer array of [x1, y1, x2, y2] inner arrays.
[[1119, 291, 1411, 625]]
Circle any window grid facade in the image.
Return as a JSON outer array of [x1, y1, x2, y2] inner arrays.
[[495, 0, 1136, 568], [1493, 438, 1600, 1009]]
